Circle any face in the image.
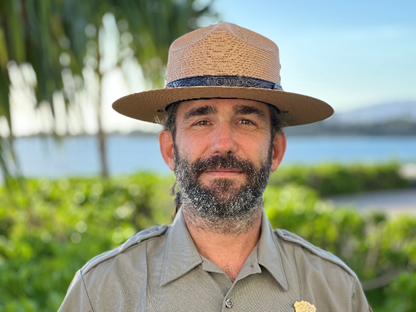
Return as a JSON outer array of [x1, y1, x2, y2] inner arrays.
[[159, 99, 286, 233]]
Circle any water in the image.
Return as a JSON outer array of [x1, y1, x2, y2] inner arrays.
[[13, 134, 416, 178]]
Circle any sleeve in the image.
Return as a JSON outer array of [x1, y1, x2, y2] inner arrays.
[[352, 277, 371, 312], [58, 270, 94, 312]]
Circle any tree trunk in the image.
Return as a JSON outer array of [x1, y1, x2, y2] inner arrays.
[[96, 39, 109, 179], [97, 104, 109, 179]]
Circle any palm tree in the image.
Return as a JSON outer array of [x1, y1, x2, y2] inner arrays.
[[0, 0, 87, 182], [0, 0, 217, 181]]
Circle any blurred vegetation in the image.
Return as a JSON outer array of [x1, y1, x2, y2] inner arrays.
[[0, 163, 414, 311], [0, 173, 174, 311], [269, 162, 410, 197], [264, 185, 416, 312]]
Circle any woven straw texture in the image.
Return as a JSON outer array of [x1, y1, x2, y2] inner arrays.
[[166, 22, 281, 84]]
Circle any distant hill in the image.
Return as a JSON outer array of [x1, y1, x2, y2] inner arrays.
[[285, 100, 416, 136], [327, 101, 416, 125]]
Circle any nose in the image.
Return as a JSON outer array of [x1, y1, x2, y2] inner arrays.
[[210, 122, 238, 155]]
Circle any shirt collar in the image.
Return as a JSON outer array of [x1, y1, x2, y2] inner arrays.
[[258, 210, 289, 290], [160, 208, 202, 286], [160, 208, 288, 290]]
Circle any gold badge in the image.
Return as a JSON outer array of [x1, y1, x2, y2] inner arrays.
[[294, 301, 316, 312]]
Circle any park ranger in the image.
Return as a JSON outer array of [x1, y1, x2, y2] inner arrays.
[[59, 22, 371, 311]]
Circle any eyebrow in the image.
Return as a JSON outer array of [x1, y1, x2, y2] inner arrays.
[[183, 105, 218, 121], [234, 105, 267, 121]]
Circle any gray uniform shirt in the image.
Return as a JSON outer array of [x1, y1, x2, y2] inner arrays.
[[59, 210, 370, 311]]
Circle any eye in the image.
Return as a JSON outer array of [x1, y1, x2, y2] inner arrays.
[[194, 120, 211, 126], [238, 118, 255, 125]]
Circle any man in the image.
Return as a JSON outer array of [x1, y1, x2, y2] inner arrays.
[[59, 22, 370, 311]]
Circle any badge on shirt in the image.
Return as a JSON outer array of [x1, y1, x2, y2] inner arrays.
[[294, 300, 316, 312]]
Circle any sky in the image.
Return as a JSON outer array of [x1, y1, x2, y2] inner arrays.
[[209, 0, 416, 111], [6, 0, 416, 136]]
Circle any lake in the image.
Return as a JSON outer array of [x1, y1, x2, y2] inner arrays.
[[13, 135, 416, 178]]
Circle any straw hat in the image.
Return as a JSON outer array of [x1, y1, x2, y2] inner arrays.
[[113, 22, 333, 126]]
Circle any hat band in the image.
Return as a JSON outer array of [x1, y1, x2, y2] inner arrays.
[[166, 75, 283, 90]]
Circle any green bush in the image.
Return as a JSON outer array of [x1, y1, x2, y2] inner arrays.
[[269, 162, 410, 196], [264, 184, 416, 311], [383, 272, 416, 311], [0, 174, 174, 311]]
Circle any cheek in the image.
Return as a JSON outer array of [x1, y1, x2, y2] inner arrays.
[[240, 139, 271, 160], [176, 134, 210, 158]]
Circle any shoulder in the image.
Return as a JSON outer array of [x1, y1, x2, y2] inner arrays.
[[60, 225, 169, 311], [274, 229, 370, 311], [80, 224, 169, 275], [274, 228, 358, 280]]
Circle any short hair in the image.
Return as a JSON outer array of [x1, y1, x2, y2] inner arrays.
[[163, 100, 283, 140], [163, 101, 180, 140]]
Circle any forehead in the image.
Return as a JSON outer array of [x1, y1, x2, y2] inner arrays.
[[175, 98, 271, 118]]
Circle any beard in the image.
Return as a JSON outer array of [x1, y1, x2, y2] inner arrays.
[[174, 147, 272, 235]]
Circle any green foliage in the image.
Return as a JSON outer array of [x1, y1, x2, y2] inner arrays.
[[383, 272, 416, 311], [264, 184, 416, 311], [0, 173, 174, 311], [269, 162, 410, 196]]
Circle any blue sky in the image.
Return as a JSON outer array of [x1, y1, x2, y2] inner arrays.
[[208, 0, 416, 112]]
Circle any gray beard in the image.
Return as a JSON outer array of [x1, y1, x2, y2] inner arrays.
[[174, 148, 271, 235]]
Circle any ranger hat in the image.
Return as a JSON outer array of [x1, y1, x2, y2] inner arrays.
[[113, 22, 333, 126]]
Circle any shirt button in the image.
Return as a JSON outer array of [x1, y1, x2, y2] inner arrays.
[[225, 298, 233, 308]]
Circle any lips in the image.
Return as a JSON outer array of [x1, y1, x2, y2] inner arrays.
[[204, 169, 244, 177], [206, 168, 242, 173]]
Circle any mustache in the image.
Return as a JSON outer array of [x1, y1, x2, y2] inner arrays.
[[190, 154, 256, 176]]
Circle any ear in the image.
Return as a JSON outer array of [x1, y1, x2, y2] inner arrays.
[[159, 130, 175, 171], [270, 130, 287, 172]]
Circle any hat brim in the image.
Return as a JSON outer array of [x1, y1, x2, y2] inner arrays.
[[112, 86, 333, 127]]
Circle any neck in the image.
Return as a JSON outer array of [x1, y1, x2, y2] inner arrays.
[[183, 205, 262, 282]]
